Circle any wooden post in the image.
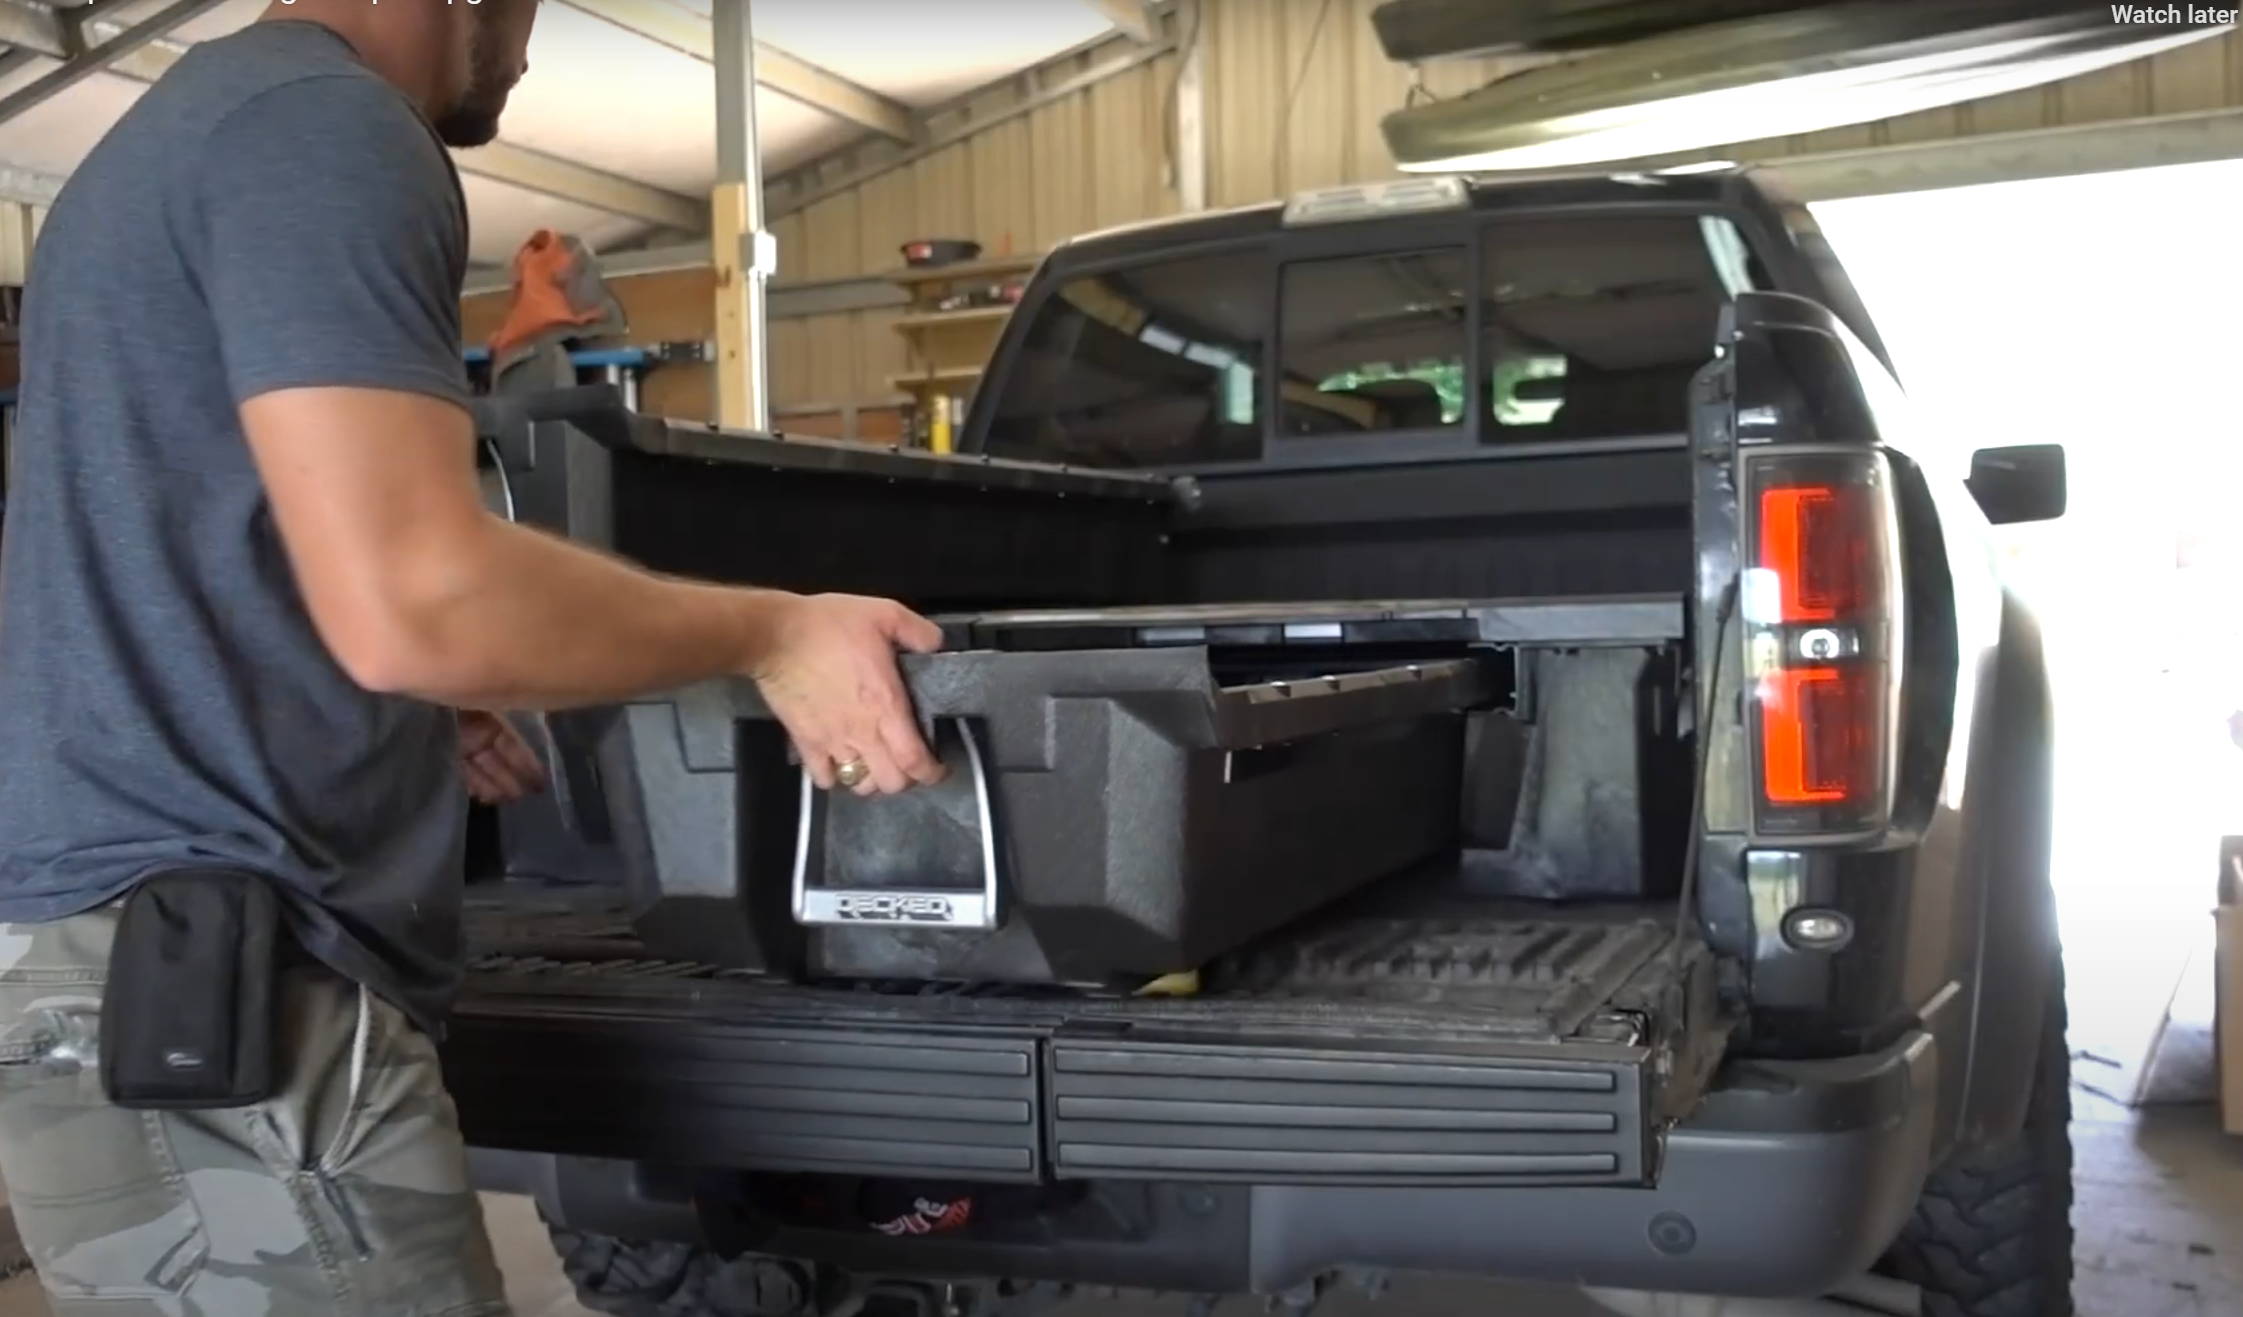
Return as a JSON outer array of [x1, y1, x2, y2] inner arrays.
[[709, 182, 757, 428]]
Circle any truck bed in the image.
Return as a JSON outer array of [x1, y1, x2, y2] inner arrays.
[[453, 389, 1721, 1193], [443, 869, 1726, 1190]]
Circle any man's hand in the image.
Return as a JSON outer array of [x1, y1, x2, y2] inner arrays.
[[458, 709, 549, 805], [753, 594, 948, 797]]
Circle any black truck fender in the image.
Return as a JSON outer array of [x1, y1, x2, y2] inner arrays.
[[1946, 586, 2060, 1158]]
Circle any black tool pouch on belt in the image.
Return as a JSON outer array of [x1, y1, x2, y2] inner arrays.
[[99, 867, 283, 1110]]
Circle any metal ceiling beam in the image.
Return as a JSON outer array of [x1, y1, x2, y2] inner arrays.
[[564, 0, 917, 144], [0, 160, 64, 208], [0, 1, 702, 230], [456, 141, 707, 231], [0, 0, 223, 125], [0, 0, 179, 82], [1088, 0, 1159, 43]]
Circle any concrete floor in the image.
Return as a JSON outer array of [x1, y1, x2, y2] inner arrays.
[[0, 1065, 2233, 1316]]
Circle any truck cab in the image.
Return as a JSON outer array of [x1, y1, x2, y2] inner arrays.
[[451, 167, 2073, 1317]]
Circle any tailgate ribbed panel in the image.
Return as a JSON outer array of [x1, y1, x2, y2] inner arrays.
[[1049, 1039, 1648, 1185], [448, 1016, 1044, 1181], [450, 905, 1691, 1191]]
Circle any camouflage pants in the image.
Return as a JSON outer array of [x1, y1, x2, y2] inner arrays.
[[0, 905, 513, 1316]]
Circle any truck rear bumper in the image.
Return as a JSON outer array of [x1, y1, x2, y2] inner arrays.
[[1243, 1031, 1935, 1295], [453, 986, 1933, 1298]]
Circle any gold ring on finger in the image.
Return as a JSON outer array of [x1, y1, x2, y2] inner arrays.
[[834, 757, 870, 790]]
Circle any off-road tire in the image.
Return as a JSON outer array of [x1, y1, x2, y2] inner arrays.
[[1882, 975, 2073, 1317], [548, 1223, 812, 1317]]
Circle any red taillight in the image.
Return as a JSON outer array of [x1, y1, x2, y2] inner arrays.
[[1743, 454, 1901, 837], [1757, 484, 1874, 623], [1758, 666, 1877, 806]]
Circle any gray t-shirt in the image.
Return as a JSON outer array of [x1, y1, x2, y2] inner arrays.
[[0, 22, 475, 1033]]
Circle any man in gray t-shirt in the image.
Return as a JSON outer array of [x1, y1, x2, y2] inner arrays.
[[0, 5, 944, 1312]]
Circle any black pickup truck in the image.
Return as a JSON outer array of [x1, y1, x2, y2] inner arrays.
[[448, 168, 2071, 1317]]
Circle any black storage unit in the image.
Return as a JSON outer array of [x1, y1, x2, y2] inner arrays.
[[582, 648, 1488, 984]]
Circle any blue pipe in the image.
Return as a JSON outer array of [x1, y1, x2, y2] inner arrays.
[[568, 348, 653, 368]]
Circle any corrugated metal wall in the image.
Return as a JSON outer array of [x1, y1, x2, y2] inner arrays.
[[759, 5, 2243, 410], [761, 39, 1190, 410], [0, 201, 42, 286], [1198, 0, 1518, 205]]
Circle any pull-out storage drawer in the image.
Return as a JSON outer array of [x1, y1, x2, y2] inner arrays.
[[583, 648, 1491, 985]]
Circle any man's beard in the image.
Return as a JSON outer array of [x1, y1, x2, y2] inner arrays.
[[433, 94, 505, 149], [432, 29, 513, 148]]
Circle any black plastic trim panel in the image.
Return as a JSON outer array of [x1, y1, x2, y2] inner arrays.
[[449, 1012, 1046, 1182], [1048, 1034, 1649, 1185], [446, 986, 1662, 1190]]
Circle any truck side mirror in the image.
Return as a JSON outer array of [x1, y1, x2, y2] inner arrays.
[[1967, 443, 2067, 524]]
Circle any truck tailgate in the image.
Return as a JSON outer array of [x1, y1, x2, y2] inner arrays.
[[442, 893, 1724, 1190]]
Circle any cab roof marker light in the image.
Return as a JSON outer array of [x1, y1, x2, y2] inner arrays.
[[1281, 176, 1470, 227]]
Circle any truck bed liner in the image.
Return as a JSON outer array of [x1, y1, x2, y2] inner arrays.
[[445, 882, 1721, 1189], [462, 895, 1666, 1036]]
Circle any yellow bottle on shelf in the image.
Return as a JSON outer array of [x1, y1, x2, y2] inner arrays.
[[928, 394, 955, 455]]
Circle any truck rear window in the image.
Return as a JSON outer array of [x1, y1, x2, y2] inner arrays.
[[980, 212, 1763, 469]]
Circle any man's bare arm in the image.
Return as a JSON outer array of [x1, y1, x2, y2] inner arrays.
[[240, 387, 944, 792], [241, 386, 779, 708]]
